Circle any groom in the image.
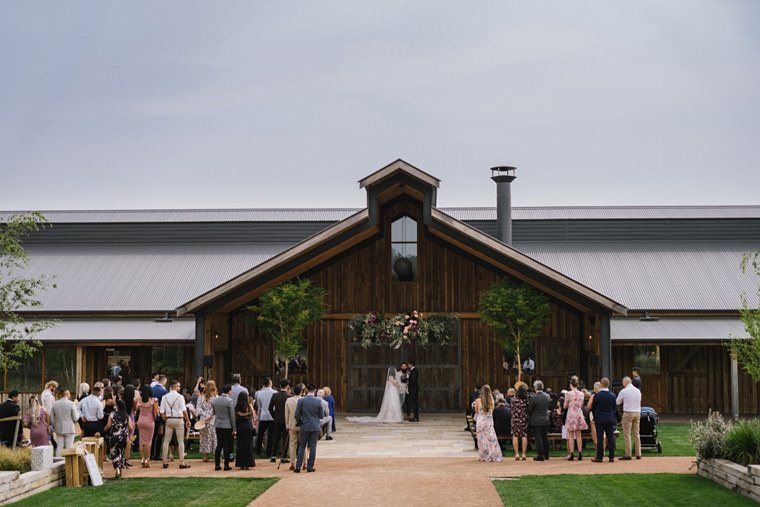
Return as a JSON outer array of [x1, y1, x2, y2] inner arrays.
[[406, 360, 419, 422]]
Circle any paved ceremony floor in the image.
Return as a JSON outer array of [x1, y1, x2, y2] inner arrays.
[[107, 413, 695, 507]]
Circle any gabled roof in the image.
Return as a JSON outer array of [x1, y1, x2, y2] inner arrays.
[[358, 159, 440, 190]]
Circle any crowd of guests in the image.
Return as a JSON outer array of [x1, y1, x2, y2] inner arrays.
[[274, 355, 308, 375], [0, 371, 337, 479], [469, 367, 643, 464]]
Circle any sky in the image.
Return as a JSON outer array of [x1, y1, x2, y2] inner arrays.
[[1, 1, 759, 211]]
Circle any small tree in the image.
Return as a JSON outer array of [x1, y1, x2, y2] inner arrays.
[[0, 212, 57, 376], [478, 278, 551, 383], [246, 279, 326, 379], [728, 251, 760, 382]]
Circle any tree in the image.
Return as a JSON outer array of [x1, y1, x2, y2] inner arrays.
[[246, 279, 327, 378], [478, 278, 551, 383], [728, 251, 760, 382], [0, 212, 57, 375]]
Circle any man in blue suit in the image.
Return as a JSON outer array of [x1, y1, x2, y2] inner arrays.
[[294, 383, 325, 472], [590, 377, 617, 462]]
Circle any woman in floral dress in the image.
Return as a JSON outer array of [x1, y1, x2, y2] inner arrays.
[[510, 385, 529, 460], [473, 385, 502, 462], [104, 400, 133, 478], [196, 380, 217, 462], [563, 376, 589, 460]]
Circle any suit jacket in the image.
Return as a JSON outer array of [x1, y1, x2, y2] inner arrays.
[[527, 391, 551, 427], [231, 383, 249, 407], [50, 398, 80, 435], [590, 389, 618, 425], [212, 394, 236, 430], [295, 394, 323, 432], [632, 375, 642, 390], [467, 390, 481, 415], [269, 390, 291, 425], [492, 405, 511, 437], [285, 395, 301, 431], [0, 399, 22, 445], [408, 367, 419, 394]]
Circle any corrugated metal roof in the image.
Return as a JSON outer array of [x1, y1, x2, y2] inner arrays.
[[516, 241, 760, 311], [4, 205, 760, 224], [17, 244, 291, 312], [20, 318, 195, 342], [611, 317, 748, 341]]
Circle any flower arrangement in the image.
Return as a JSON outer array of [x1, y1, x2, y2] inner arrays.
[[348, 310, 458, 349]]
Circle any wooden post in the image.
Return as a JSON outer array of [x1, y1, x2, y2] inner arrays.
[[731, 351, 740, 422], [76, 347, 83, 386]]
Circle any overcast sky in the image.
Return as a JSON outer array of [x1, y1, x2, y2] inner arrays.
[[1, 1, 758, 211]]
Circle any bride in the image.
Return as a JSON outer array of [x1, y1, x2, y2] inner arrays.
[[347, 367, 405, 423]]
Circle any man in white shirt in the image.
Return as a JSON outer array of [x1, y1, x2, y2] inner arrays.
[[254, 377, 276, 460], [159, 380, 191, 469], [523, 357, 535, 373], [316, 389, 333, 441], [79, 386, 104, 437], [616, 376, 642, 460]]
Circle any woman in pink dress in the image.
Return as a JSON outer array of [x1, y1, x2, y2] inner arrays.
[[563, 375, 588, 460], [135, 385, 158, 468], [473, 385, 503, 462], [23, 395, 50, 447]]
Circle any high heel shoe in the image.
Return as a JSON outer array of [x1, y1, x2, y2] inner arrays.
[[567, 453, 574, 461], [578, 452, 583, 461]]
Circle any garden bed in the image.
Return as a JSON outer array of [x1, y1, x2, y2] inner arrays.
[[0, 458, 65, 506], [697, 458, 760, 503]]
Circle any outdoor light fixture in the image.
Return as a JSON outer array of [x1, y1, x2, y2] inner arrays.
[[154, 312, 173, 323], [640, 312, 659, 322]]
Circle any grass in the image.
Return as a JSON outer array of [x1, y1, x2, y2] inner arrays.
[[0, 446, 31, 473], [10, 477, 278, 507], [493, 474, 756, 506]]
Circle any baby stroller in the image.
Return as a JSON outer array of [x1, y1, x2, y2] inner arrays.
[[640, 407, 662, 453]]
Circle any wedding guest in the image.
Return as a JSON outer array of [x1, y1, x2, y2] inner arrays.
[[50, 388, 79, 456], [40, 381, 57, 416], [76, 382, 90, 403], [563, 376, 588, 461], [316, 389, 333, 441], [466, 385, 481, 431], [492, 397, 511, 451], [294, 383, 322, 473], [159, 380, 191, 469], [196, 380, 218, 462], [79, 386, 104, 437], [254, 377, 276, 459], [473, 385, 502, 462], [104, 400, 133, 478], [285, 383, 304, 470], [523, 356, 535, 374], [94, 381, 105, 401], [617, 376, 642, 460], [136, 385, 157, 468], [323, 386, 336, 433], [102, 386, 116, 447], [590, 378, 617, 463], [269, 379, 292, 463], [150, 375, 168, 461], [528, 380, 551, 461], [23, 395, 50, 447], [235, 392, 256, 470], [510, 385, 529, 460], [587, 381, 602, 446], [213, 384, 236, 471], [505, 388, 515, 406], [632, 367, 642, 390], [122, 384, 137, 463], [230, 373, 248, 405]]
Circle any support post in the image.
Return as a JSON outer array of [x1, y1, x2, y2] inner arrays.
[[600, 312, 611, 379], [195, 314, 205, 378], [731, 351, 740, 422]]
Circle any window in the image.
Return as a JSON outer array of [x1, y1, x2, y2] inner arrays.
[[152, 346, 184, 376], [391, 216, 417, 281], [633, 345, 660, 375]]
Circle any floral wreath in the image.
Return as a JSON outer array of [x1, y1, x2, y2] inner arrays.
[[348, 310, 458, 349]]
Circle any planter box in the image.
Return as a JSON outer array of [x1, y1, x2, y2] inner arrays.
[[0, 458, 65, 505], [697, 458, 760, 502]]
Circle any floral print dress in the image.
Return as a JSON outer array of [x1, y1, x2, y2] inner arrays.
[[563, 390, 589, 431], [196, 395, 217, 454], [510, 397, 529, 438], [109, 411, 129, 470], [476, 408, 503, 462]]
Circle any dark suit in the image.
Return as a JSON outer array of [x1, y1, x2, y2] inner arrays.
[[295, 394, 323, 471], [0, 399, 22, 447], [492, 404, 511, 450], [632, 375, 642, 390], [590, 389, 617, 460], [268, 390, 291, 458], [406, 367, 419, 420], [528, 391, 551, 459]]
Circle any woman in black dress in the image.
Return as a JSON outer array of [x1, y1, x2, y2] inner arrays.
[[104, 400, 133, 478], [235, 392, 256, 470]]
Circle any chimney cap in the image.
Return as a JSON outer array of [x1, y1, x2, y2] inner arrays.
[[491, 166, 517, 182]]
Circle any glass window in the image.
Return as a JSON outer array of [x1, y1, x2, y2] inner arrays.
[[152, 346, 184, 376], [391, 216, 418, 281], [45, 348, 77, 389], [5, 352, 43, 392], [633, 345, 660, 375]]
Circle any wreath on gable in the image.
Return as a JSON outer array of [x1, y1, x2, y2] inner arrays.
[[348, 310, 458, 349]]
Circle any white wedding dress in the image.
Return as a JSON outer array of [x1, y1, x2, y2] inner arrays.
[[347, 367, 405, 423]]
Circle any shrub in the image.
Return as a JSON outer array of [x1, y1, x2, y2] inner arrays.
[[724, 418, 760, 466], [688, 410, 730, 462], [0, 446, 31, 473]]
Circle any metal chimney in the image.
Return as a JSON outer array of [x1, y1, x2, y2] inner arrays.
[[490, 166, 517, 245]]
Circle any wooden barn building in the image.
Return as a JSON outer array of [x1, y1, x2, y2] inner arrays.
[[4, 159, 760, 415]]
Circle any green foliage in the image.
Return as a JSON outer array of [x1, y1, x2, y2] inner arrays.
[[12, 477, 278, 507], [688, 410, 731, 462], [348, 311, 458, 349], [724, 419, 760, 466], [0, 212, 57, 372], [0, 446, 31, 473], [246, 279, 326, 378], [728, 251, 760, 382], [478, 278, 551, 381]]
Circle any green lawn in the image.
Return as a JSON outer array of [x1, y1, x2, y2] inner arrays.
[[11, 477, 278, 507], [494, 474, 755, 506]]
